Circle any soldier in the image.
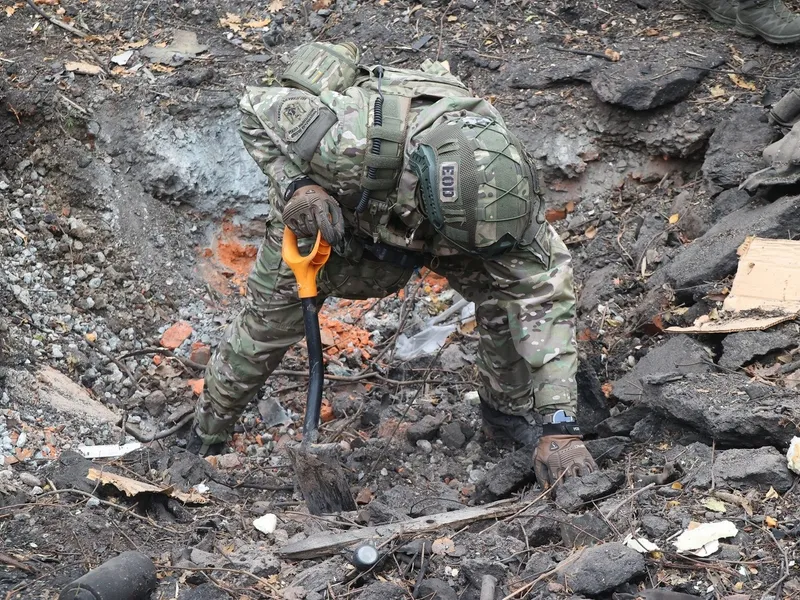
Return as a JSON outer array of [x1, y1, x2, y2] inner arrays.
[[187, 42, 597, 488], [681, 0, 800, 44]]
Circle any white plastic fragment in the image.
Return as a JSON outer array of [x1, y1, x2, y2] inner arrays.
[[253, 513, 278, 534], [673, 520, 738, 557], [624, 533, 660, 553], [193, 483, 210, 494], [787, 436, 800, 475], [77, 442, 142, 459], [111, 50, 134, 66]]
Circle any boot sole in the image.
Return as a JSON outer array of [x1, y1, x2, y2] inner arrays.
[[736, 19, 800, 44], [679, 0, 737, 24]]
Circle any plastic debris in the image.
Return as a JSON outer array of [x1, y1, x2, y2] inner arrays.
[[624, 533, 660, 553], [111, 50, 134, 66], [77, 442, 142, 459], [788, 436, 800, 475], [394, 299, 475, 360], [673, 520, 738, 557], [253, 513, 278, 534]]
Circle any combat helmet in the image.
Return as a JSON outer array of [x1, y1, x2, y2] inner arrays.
[[409, 114, 540, 256]]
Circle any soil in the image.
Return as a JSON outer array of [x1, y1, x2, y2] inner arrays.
[[2, 0, 800, 598]]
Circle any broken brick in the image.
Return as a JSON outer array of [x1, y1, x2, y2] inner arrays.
[[160, 321, 193, 349]]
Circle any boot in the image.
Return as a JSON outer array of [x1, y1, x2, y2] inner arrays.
[[185, 425, 225, 457], [480, 402, 541, 447], [736, 0, 800, 44], [680, 0, 737, 24]]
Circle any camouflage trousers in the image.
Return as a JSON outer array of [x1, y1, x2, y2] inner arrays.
[[195, 215, 579, 443]]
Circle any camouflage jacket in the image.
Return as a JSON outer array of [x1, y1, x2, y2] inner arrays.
[[239, 60, 513, 255]]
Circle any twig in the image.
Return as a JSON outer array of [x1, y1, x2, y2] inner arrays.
[[163, 565, 281, 595], [0, 552, 36, 574], [55, 92, 92, 116], [31, 488, 179, 533], [546, 45, 616, 62], [123, 412, 193, 443], [679, 64, 795, 80], [602, 482, 655, 519], [762, 527, 790, 599], [501, 552, 580, 600], [25, 0, 87, 37]]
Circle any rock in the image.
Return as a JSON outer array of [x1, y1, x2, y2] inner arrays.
[[439, 422, 466, 449], [290, 557, 346, 593], [592, 52, 725, 111], [374, 483, 461, 517], [461, 558, 507, 587], [555, 470, 625, 512], [356, 582, 406, 600], [499, 505, 563, 547], [719, 326, 797, 369], [596, 405, 651, 437], [180, 583, 230, 600], [406, 415, 442, 443], [557, 543, 646, 595], [19, 472, 42, 487], [585, 437, 630, 464], [641, 514, 671, 538], [578, 264, 624, 313], [649, 194, 800, 291], [226, 544, 280, 577], [703, 105, 776, 189], [144, 390, 167, 416], [416, 579, 457, 600], [508, 60, 598, 90], [190, 548, 226, 568], [560, 511, 612, 547], [576, 359, 611, 434], [522, 550, 559, 578], [475, 445, 536, 500], [714, 446, 794, 493], [666, 442, 713, 489], [712, 188, 753, 220], [642, 373, 800, 448], [610, 336, 712, 403]]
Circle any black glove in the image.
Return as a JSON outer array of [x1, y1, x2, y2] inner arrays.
[[282, 184, 345, 245]]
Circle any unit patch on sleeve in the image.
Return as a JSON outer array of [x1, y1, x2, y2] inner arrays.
[[277, 94, 320, 142]]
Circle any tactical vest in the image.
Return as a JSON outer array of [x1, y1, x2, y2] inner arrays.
[[279, 42, 474, 250]]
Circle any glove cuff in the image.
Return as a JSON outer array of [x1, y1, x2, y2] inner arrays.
[[283, 176, 317, 203], [542, 422, 582, 436]]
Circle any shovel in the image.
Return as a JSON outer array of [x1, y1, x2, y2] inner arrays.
[[281, 227, 356, 515]]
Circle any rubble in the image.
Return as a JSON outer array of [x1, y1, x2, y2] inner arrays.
[[714, 447, 795, 493], [557, 542, 646, 595], [591, 52, 725, 111], [719, 325, 797, 369]]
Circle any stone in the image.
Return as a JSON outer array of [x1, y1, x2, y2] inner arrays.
[[642, 373, 800, 448], [576, 359, 611, 434], [714, 446, 794, 493], [439, 422, 466, 449], [406, 415, 442, 443], [522, 550, 559, 578], [585, 437, 630, 464], [711, 188, 753, 221], [610, 335, 712, 403], [475, 445, 536, 500], [226, 543, 280, 577], [591, 52, 725, 111], [703, 105, 776, 189], [19, 472, 42, 487], [374, 483, 461, 517], [641, 514, 671, 539], [508, 60, 598, 90], [144, 390, 167, 416], [290, 557, 346, 593], [190, 548, 226, 568], [560, 511, 612, 547], [557, 543, 646, 595], [461, 558, 508, 587], [498, 505, 563, 547], [578, 263, 624, 313], [555, 470, 625, 512], [416, 579, 457, 600], [356, 582, 406, 600], [719, 326, 797, 369], [596, 405, 651, 438], [649, 195, 800, 291]]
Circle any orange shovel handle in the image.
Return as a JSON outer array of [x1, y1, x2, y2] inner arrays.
[[281, 228, 331, 299]]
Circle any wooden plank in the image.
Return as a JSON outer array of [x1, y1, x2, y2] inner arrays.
[[278, 498, 521, 560]]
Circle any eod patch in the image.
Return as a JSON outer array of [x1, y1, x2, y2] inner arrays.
[[277, 94, 320, 142], [439, 161, 458, 203]]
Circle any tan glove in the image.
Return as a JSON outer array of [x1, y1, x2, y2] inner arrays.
[[282, 184, 345, 245], [533, 434, 597, 488]]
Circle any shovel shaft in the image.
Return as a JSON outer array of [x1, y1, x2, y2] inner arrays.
[[302, 297, 323, 445]]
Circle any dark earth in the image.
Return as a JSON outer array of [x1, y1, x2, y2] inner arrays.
[[2, 0, 800, 598]]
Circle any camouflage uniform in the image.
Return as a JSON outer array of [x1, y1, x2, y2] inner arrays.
[[195, 59, 579, 443]]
